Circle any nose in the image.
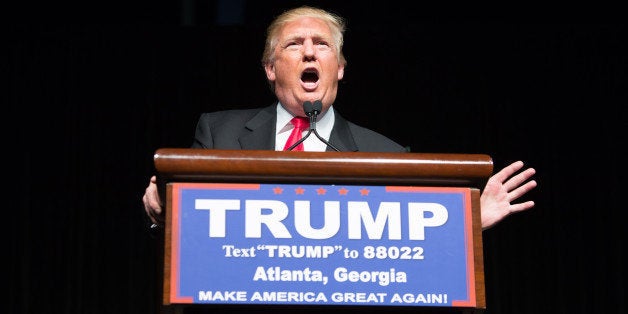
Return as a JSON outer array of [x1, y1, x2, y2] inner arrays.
[[303, 40, 315, 59]]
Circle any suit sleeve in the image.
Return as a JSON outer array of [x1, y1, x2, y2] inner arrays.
[[191, 113, 215, 149]]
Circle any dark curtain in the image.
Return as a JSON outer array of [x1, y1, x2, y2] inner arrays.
[[9, 1, 626, 314]]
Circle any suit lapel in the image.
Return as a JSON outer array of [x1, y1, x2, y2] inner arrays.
[[329, 111, 358, 152], [237, 103, 359, 152], [239, 104, 276, 150]]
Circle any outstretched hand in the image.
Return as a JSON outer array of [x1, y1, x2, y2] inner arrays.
[[480, 161, 537, 230]]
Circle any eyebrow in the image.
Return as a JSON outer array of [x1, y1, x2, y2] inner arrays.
[[283, 31, 329, 42]]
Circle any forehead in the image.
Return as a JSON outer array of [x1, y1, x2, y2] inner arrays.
[[278, 17, 332, 39]]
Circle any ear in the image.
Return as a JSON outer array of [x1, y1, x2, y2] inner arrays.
[[337, 64, 345, 80], [264, 63, 276, 81]]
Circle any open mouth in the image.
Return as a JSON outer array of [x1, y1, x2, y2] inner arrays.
[[301, 69, 319, 83]]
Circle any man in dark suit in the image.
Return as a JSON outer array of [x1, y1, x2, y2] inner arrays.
[[143, 6, 537, 231]]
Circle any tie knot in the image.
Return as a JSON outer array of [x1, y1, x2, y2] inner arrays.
[[290, 116, 310, 130]]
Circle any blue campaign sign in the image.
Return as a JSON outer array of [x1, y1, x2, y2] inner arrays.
[[167, 182, 476, 307]]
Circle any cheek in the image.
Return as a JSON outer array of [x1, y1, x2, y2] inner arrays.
[[322, 68, 340, 83], [272, 62, 292, 80]]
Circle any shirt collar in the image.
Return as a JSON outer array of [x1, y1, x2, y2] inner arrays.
[[275, 102, 335, 151]]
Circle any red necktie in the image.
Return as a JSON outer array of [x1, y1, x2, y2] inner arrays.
[[283, 117, 310, 151]]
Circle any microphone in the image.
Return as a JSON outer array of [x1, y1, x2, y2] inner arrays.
[[304, 100, 340, 151], [286, 100, 340, 151], [303, 100, 319, 130]]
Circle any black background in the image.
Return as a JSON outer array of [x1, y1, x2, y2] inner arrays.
[[9, 1, 626, 314]]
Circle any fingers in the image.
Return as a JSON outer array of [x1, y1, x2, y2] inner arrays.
[[499, 161, 537, 203], [143, 177, 164, 225], [491, 160, 525, 182], [508, 200, 535, 214], [501, 161, 537, 212], [142, 192, 157, 224], [481, 161, 538, 230], [504, 167, 536, 192], [494, 161, 536, 191], [508, 180, 537, 203]]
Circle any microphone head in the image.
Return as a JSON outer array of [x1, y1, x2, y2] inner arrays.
[[303, 101, 314, 117], [312, 100, 322, 114]]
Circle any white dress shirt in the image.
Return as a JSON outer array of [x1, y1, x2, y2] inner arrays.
[[275, 102, 335, 152]]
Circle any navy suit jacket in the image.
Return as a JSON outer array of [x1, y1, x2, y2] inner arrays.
[[191, 103, 406, 153]]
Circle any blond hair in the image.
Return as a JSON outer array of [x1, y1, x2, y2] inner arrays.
[[261, 6, 347, 67]]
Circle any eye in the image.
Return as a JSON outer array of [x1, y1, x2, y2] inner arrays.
[[283, 38, 304, 48], [315, 40, 332, 51], [315, 40, 330, 47]]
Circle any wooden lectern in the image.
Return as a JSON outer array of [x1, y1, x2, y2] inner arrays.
[[154, 148, 493, 314]]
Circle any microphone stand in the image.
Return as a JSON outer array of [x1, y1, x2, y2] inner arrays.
[[286, 128, 313, 151]]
